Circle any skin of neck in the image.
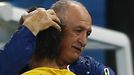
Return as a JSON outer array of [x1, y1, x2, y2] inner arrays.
[[29, 58, 59, 69], [56, 58, 69, 69]]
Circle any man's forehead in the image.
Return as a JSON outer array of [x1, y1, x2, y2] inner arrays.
[[67, 3, 92, 22]]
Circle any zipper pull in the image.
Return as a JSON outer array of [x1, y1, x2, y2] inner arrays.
[[104, 68, 110, 75]]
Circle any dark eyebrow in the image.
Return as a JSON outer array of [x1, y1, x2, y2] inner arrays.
[[74, 25, 92, 31]]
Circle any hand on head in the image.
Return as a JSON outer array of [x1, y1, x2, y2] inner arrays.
[[22, 8, 61, 36]]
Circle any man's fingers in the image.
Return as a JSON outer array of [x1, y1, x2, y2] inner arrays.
[[47, 9, 61, 24], [50, 15, 61, 24], [51, 21, 61, 31], [47, 9, 56, 15]]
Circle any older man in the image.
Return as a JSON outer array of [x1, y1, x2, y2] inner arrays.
[[0, 0, 114, 75]]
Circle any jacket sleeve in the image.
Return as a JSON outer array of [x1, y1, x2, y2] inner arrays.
[[69, 56, 115, 75], [86, 56, 115, 75], [0, 25, 36, 75]]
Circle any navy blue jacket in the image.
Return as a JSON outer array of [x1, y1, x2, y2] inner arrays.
[[0, 26, 115, 75]]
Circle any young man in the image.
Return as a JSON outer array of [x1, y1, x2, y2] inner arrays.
[[21, 20, 75, 75], [0, 0, 115, 75]]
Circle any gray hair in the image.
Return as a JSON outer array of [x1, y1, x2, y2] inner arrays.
[[51, 0, 85, 13], [51, 0, 86, 26]]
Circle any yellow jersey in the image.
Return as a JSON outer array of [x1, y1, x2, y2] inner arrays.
[[21, 67, 75, 75]]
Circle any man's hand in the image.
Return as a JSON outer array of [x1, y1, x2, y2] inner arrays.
[[22, 8, 61, 36]]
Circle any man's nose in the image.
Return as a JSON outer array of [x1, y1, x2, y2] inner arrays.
[[78, 33, 87, 47]]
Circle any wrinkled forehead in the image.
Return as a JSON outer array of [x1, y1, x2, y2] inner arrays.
[[66, 3, 92, 24], [64, 5, 92, 27]]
